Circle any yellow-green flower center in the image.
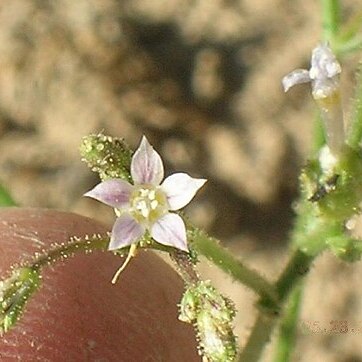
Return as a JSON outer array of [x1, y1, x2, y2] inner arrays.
[[130, 185, 168, 225]]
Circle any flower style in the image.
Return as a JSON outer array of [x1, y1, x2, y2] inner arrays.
[[85, 136, 207, 252], [282, 43, 344, 155]]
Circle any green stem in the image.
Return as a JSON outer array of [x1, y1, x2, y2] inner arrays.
[[275, 250, 313, 300], [347, 67, 362, 150], [321, 0, 341, 44], [237, 313, 276, 362], [273, 284, 304, 362], [238, 250, 314, 362], [190, 227, 278, 305], [311, 112, 326, 157], [31, 234, 109, 270]]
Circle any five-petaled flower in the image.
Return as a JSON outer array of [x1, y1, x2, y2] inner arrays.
[[85, 136, 206, 252]]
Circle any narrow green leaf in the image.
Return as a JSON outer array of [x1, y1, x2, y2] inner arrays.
[[0, 183, 16, 207]]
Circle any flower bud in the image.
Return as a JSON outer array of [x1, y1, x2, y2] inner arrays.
[[283, 43, 344, 156], [80, 133, 133, 182], [179, 281, 237, 362]]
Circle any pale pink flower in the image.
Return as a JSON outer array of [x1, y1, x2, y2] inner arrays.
[[85, 136, 206, 252]]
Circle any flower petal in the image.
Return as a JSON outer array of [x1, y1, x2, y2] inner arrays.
[[282, 69, 310, 92], [108, 214, 144, 250], [161, 173, 207, 210], [84, 179, 133, 208], [131, 136, 164, 185], [151, 213, 188, 251]]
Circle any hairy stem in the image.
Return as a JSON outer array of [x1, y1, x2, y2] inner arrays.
[[273, 284, 303, 362], [31, 234, 109, 271], [275, 250, 313, 300], [238, 250, 314, 362], [238, 313, 276, 362], [189, 227, 278, 305]]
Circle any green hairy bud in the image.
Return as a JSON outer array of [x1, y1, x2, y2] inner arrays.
[[80, 133, 133, 182], [179, 281, 237, 362]]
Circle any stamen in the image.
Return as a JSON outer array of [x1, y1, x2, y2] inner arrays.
[[130, 185, 168, 224], [111, 243, 138, 284]]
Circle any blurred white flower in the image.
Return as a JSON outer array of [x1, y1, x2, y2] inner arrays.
[[282, 43, 344, 155]]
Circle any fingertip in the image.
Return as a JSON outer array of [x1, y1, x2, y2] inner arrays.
[[0, 208, 199, 361]]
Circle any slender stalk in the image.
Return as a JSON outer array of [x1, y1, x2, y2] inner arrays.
[[321, 0, 341, 43], [275, 250, 313, 300], [238, 313, 276, 362], [31, 235, 109, 270], [273, 284, 303, 362], [311, 113, 327, 157], [238, 250, 314, 362], [347, 68, 362, 150], [190, 228, 278, 304]]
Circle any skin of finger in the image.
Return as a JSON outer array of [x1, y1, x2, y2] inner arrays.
[[0, 208, 199, 361]]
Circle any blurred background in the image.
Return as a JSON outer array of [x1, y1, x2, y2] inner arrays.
[[0, 1, 362, 361]]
